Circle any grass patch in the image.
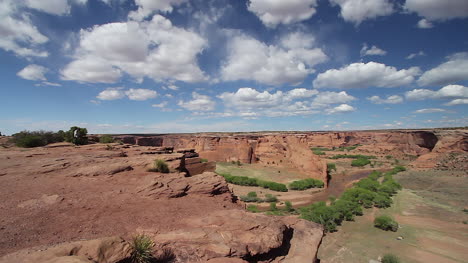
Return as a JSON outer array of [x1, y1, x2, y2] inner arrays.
[[329, 154, 376, 160], [289, 178, 324, 190], [219, 173, 288, 192], [130, 234, 155, 263], [327, 163, 337, 172], [200, 158, 208, 163], [382, 254, 400, 263], [351, 158, 371, 167], [374, 215, 399, 232], [247, 204, 259, 213], [148, 159, 170, 173], [312, 149, 326, 155]]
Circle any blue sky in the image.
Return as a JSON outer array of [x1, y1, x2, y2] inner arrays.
[[1, 0, 467, 134]]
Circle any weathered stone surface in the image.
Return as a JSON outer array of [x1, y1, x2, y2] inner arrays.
[[137, 172, 230, 198], [151, 209, 323, 262], [0, 237, 131, 263]]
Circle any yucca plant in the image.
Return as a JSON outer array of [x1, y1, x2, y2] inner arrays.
[[130, 234, 155, 263]]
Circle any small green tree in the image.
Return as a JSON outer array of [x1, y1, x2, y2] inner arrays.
[[382, 254, 400, 263], [374, 215, 398, 232], [65, 126, 88, 145]]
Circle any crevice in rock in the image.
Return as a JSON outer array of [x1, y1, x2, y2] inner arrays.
[[243, 227, 294, 263]]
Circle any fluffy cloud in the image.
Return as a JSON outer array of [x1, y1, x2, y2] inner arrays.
[[247, 0, 318, 27], [329, 0, 394, 25], [417, 52, 468, 86], [405, 0, 468, 21], [326, 104, 356, 114], [406, 51, 426, 59], [61, 15, 207, 84], [0, 0, 49, 57], [311, 91, 356, 107], [129, 0, 188, 20], [367, 95, 404, 104], [125, 88, 157, 101], [360, 44, 387, 56], [24, 0, 71, 16], [217, 88, 353, 117], [221, 32, 327, 85], [417, 19, 433, 28], [313, 62, 421, 89], [405, 85, 468, 107], [96, 88, 125, 100], [97, 88, 157, 101], [178, 92, 216, 111], [444, 99, 468, 106], [17, 64, 47, 81], [414, 108, 447, 114]]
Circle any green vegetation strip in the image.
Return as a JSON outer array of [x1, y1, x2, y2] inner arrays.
[[329, 154, 376, 159], [219, 173, 288, 192], [289, 178, 324, 190], [299, 166, 405, 232]]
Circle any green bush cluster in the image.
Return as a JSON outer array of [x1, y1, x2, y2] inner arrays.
[[240, 192, 278, 203], [219, 173, 288, 192], [12, 130, 65, 148], [311, 147, 333, 151], [289, 178, 325, 190], [327, 163, 337, 172], [299, 166, 404, 232], [382, 254, 400, 263], [329, 154, 376, 159], [148, 159, 170, 173], [335, 145, 360, 151], [99, 134, 114, 143], [246, 204, 259, 213], [374, 215, 399, 231], [312, 149, 326, 155], [351, 158, 371, 167]]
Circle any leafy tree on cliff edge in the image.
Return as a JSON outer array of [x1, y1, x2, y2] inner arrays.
[[65, 126, 88, 145]]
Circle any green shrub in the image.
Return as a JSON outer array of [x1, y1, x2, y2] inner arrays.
[[312, 149, 326, 155], [374, 215, 398, 231], [311, 147, 333, 151], [241, 192, 262, 202], [300, 202, 338, 232], [200, 158, 208, 163], [148, 159, 170, 173], [335, 145, 360, 151], [385, 155, 393, 159], [329, 154, 376, 160], [12, 130, 65, 148], [130, 234, 154, 263], [285, 201, 294, 212], [269, 202, 278, 211], [264, 194, 278, 202], [368, 171, 382, 181], [289, 178, 325, 190], [247, 204, 259, 213], [373, 193, 393, 208], [99, 135, 114, 143], [327, 163, 337, 172], [65, 126, 88, 145], [236, 160, 242, 166], [382, 254, 400, 263], [258, 180, 288, 192], [351, 158, 371, 167], [355, 178, 380, 192]]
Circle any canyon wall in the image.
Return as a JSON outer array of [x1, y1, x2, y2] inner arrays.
[[113, 129, 467, 179]]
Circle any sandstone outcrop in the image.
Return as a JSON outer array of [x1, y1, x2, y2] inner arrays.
[[150, 209, 323, 262]]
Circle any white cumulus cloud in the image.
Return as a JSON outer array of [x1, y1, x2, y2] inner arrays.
[[360, 44, 387, 56], [178, 92, 216, 111], [61, 15, 207, 84], [311, 91, 356, 107], [405, 0, 468, 21], [406, 85, 468, 107], [367, 95, 404, 104], [96, 88, 125, 100], [326, 104, 356, 114], [221, 32, 327, 86], [329, 0, 394, 25], [417, 19, 433, 28], [129, 0, 188, 20], [17, 64, 47, 81], [417, 52, 468, 86], [414, 108, 447, 114], [444, 99, 468, 106], [406, 51, 426, 59], [125, 88, 157, 101], [313, 62, 421, 89], [247, 0, 318, 28]]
